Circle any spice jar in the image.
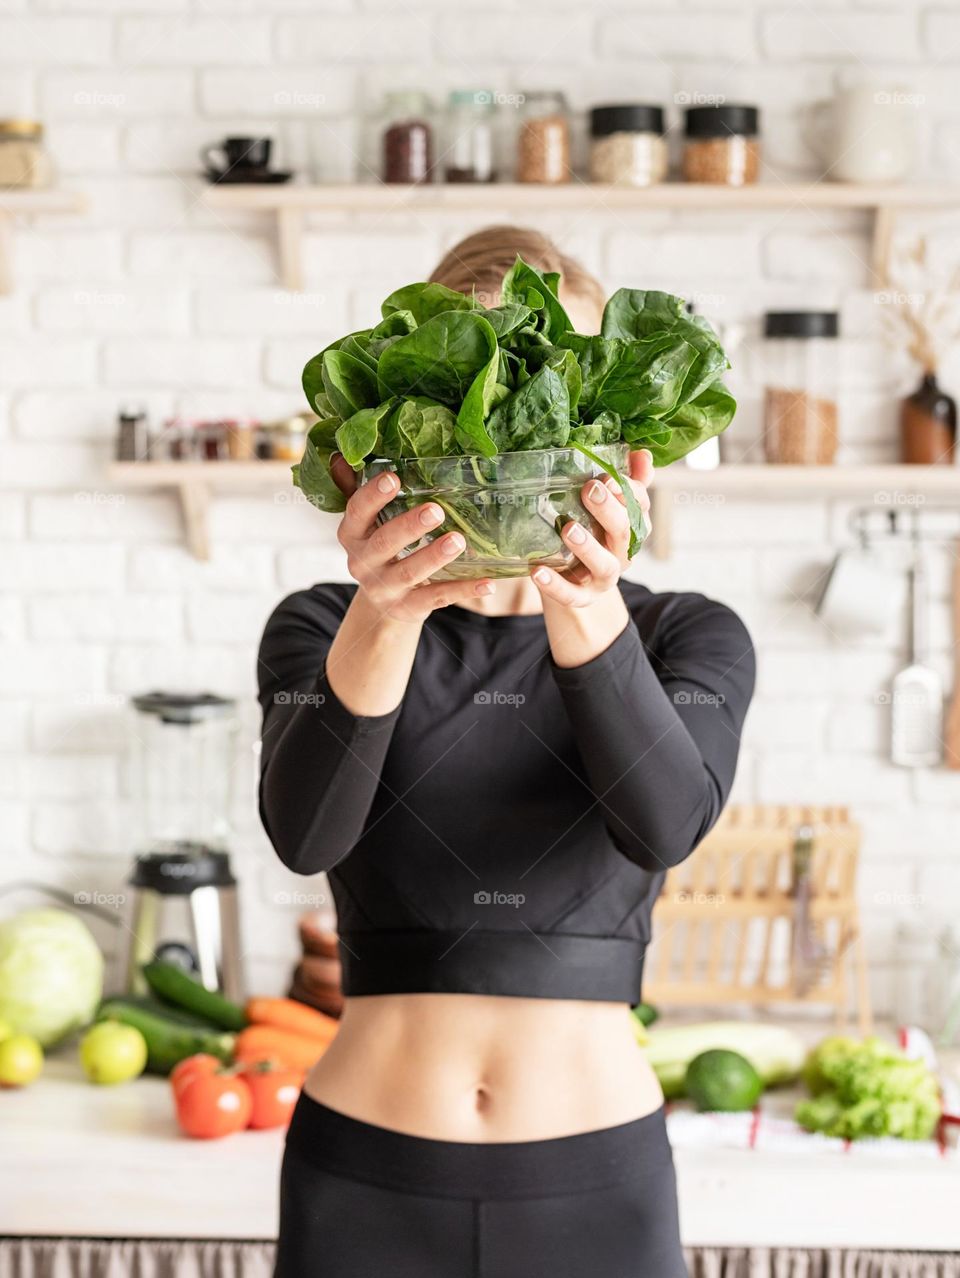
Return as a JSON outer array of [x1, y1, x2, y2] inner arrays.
[[226, 419, 256, 461], [589, 105, 667, 187], [444, 90, 496, 184], [900, 372, 956, 465], [762, 312, 839, 464], [0, 120, 52, 189], [379, 91, 433, 184], [198, 420, 229, 461], [682, 104, 760, 185], [269, 415, 309, 462], [516, 91, 570, 184]]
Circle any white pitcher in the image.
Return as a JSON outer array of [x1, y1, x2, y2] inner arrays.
[[804, 84, 917, 183]]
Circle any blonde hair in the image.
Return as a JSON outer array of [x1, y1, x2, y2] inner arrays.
[[429, 225, 605, 316]]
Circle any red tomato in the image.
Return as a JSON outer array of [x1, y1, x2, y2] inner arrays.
[[241, 1064, 304, 1130], [170, 1053, 222, 1101], [176, 1072, 252, 1140]]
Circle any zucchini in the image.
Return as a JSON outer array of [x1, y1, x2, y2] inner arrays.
[[142, 961, 247, 1032], [643, 1021, 805, 1100], [97, 997, 235, 1075]]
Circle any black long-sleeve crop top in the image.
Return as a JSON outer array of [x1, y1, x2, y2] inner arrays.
[[257, 581, 755, 1005]]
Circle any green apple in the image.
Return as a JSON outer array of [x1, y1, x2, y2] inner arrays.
[[0, 1034, 44, 1087], [80, 1022, 148, 1086]]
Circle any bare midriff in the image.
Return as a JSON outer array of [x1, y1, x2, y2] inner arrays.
[[303, 992, 663, 1142]]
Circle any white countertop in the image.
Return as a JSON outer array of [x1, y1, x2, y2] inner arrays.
[[5, 1056, 960, 1250]]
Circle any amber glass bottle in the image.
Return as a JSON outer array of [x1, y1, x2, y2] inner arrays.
[[900, 372, 957, 465]]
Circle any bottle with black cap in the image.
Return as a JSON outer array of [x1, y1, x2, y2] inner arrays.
[[682, 103, 760, 185], [762, 311, 840, 464], [589, 104, 667, 186]]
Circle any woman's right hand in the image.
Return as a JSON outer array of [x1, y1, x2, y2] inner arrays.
[[332, 453, 495, 623]]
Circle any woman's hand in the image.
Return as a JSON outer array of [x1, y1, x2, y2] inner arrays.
[[332, 454, 495, 624], [531, 450, 653, 609]]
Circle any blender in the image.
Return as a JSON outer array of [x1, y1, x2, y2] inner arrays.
[[113, 692, 245, 1001]]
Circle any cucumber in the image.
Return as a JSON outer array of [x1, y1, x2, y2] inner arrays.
[[97, 997, 235, 1075], [142, 961, 248, 1032]]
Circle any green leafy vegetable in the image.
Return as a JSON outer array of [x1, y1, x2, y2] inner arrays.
[[292, 256, 738, 576]]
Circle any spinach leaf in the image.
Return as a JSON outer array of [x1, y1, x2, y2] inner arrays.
[[501, 256, 572, 342], [633, 382, 736, 465], [484, 304, 535, 340], [487, 364, 570, 452], [292, 419, 348, 513], [377, 310, 498, 405], [381, 282, 479, 325], [455, 353, 500, 457], [601, 289, 686, 340], [335, 399, 396, 468], [321, 348, 380, 420], [383, 398, 457, 459], [568, 441, 646, 559]]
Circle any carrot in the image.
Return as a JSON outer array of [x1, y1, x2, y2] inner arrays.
[[234, 1024, 335, 1072], [245, 997, 339, 1041]]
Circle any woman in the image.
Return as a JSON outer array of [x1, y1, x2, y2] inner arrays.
[[258, 226, 755, 1278]]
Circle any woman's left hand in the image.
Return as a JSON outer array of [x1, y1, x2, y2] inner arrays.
[[531, 449, 653, 608]]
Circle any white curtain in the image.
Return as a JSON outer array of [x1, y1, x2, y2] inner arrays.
[[1, 1240, 958, 1278]]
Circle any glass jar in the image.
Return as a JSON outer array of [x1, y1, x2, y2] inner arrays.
[[516, 91, 570, 184], [0, 119, 52, 189], [378, 91, 434, 184], [270, 415, 309, 462], [226, 419, 256, 461], [682, 104, 760, 185], [443, 90, 496, 184], [762, 312, 839, 464], [166, 419, 198, 462], [589, 104, 667, 186]]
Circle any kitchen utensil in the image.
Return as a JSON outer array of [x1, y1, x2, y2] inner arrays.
[[891, 550, 943, 767], [112, 692, 245, 1000], [944, 540, 960, 770], [814, 540, 899, 638], [202, 135, 272, 177], [803, 85, 915, 183]]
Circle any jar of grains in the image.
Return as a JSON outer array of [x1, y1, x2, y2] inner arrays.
[[379, 91, 434, 184], [762, 312, 840, 464], [682, 104, 760, 185], [589, 104, 667, 186], [0, 119, 52, 188], [516, 91, 570, 184], [444, 90, 496, 183]]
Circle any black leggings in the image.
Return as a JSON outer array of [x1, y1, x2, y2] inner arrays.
[[275, 1092, 688, 1278]]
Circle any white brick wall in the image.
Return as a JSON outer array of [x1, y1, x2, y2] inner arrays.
[[2, 0, 959, 1008]]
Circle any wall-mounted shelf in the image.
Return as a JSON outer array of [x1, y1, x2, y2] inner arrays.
[[202, 181, 960, 290], [108, 460, 960, 561], [0, 189, 87, 293], [107, 461, 293, 560]]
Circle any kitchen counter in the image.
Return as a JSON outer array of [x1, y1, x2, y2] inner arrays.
[[4, 1056, 960, 1250]]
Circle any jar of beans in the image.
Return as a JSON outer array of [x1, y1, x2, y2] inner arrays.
[[589, 104, 667, 186], [682, 104, 760, 185], [516, 91, 570, 184], [762, 312, 840, 465], [379, 91, 434, 184]]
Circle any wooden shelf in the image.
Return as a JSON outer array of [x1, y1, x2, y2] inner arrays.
[[109, 460, 960, 561], [107, 461, 293, 560], [0, 188, 87, 293], [201, 181, 960, 290]]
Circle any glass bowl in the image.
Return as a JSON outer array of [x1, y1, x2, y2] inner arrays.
[[363, 444, 638, 582]]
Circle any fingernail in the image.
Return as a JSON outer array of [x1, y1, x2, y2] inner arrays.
[[476, 581, 495, 596], [567, 522, 586, 544], [444, 533, 465, 553], [420, 504, 442, 527], [589, 482, 607, 502], [533, 568, 551, 584], [377, 473, 396, 494]]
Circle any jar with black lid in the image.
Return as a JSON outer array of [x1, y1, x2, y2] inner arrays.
[[763, 311, 839, 464], [682, 104, 760, 185], [589, 104, 667, 187]]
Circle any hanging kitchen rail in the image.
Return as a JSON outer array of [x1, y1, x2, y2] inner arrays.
[[847, 503, 960, 545], [201, 181, 960, 292], [0, 189, 87, 293]]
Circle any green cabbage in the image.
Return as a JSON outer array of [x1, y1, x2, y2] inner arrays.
[[0, 908, 104, 1047]]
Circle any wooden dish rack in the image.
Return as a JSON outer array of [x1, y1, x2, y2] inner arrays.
[[644, 805, 872, 1033]]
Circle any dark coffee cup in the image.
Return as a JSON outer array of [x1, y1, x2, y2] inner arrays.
[[202, 136, 272, 176]]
